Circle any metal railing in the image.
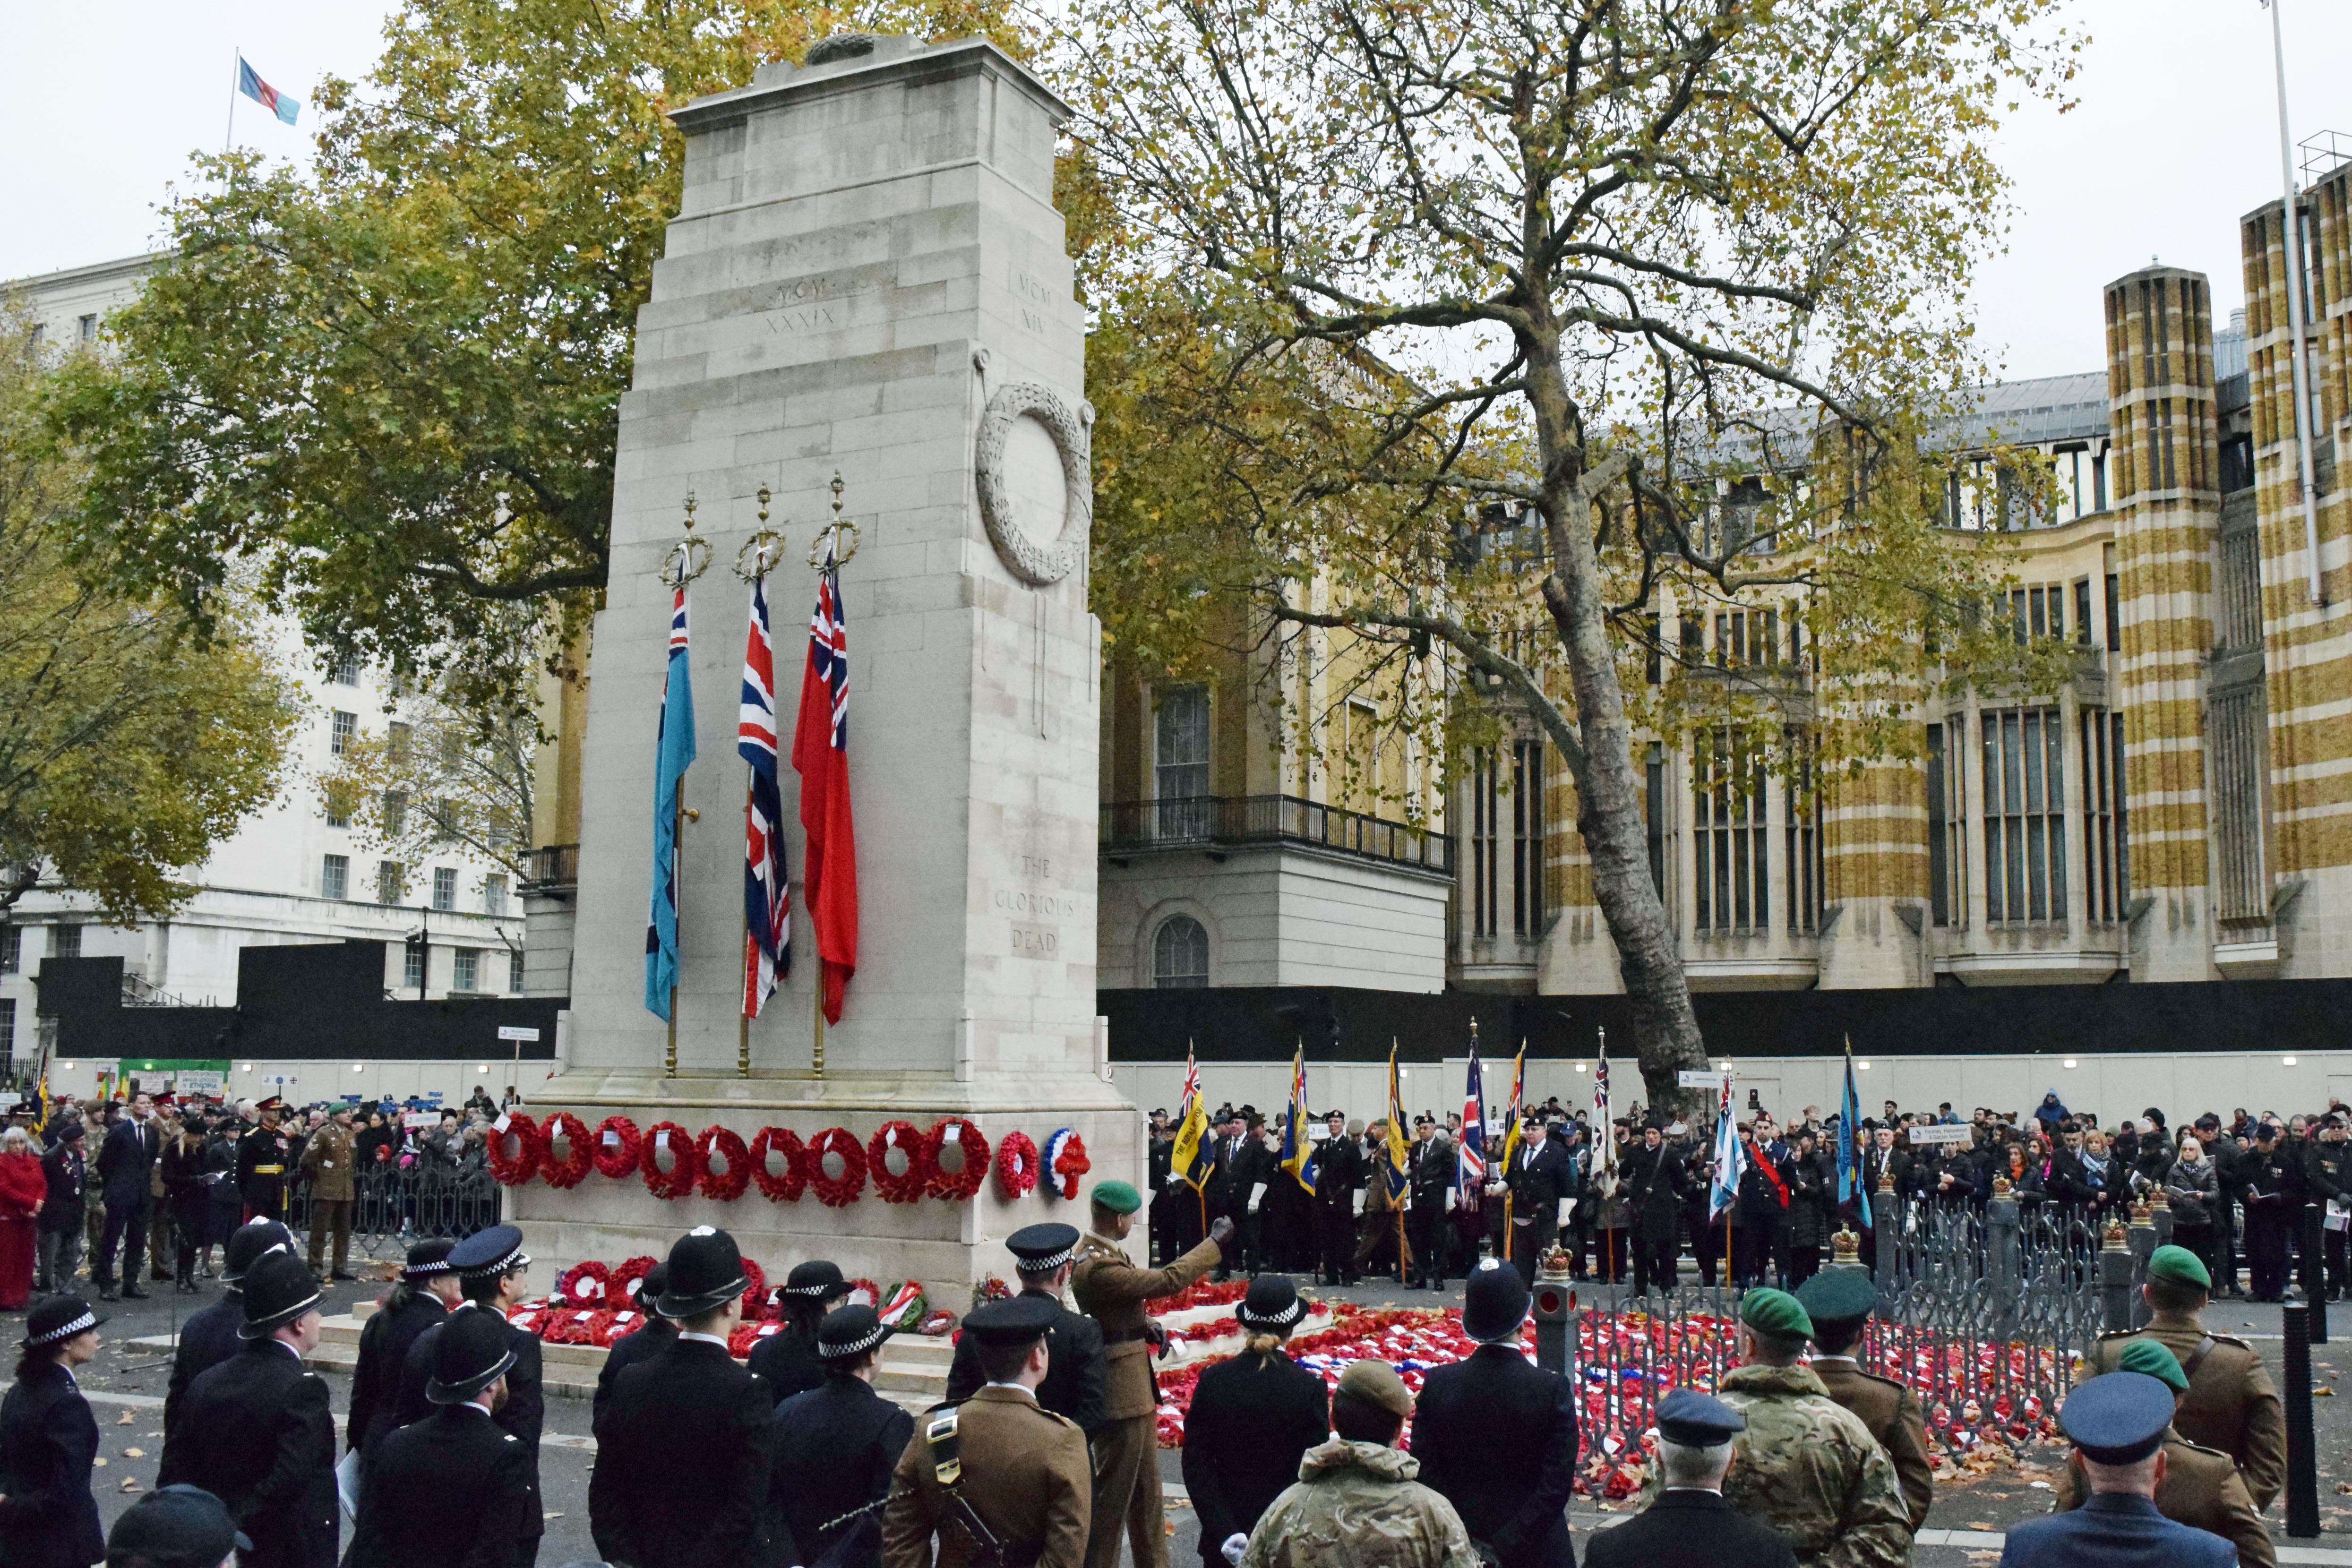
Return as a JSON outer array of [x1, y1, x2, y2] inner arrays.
[[520, 842, 578, 894], [1100, 795, 1453, 875], [288, 1165, 504, 1260]]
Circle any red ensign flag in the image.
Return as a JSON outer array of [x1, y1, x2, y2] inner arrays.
[[790, 551, 858, 1023]]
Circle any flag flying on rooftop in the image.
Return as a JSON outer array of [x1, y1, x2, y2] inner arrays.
[[643, 583, 695, 1020], [237, 57, 300, 125], [738, 574, 788, 1018]]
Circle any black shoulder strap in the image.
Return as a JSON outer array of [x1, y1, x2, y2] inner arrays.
[[2179, 1334, 2217, 1386], [924, 1406, 1007, 1567]]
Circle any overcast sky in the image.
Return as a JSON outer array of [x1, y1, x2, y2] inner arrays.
[[5, 0, 2349, 383]]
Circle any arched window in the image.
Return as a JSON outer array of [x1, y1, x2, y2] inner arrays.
[[1152, 915, 1210, 989]]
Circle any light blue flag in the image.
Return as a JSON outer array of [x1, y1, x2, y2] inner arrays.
[[1838, 1041, 1869, 1228], [1709, 1094, 1745, 1221], [644, 584, 697, 1018]]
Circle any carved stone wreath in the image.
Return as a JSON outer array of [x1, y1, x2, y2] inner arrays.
[[974, 382, 1091, 587]]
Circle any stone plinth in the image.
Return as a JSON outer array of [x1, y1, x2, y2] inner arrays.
[[515, 35, 1133, 1305]]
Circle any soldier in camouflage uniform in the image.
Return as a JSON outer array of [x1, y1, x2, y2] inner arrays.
[[1709, 1290, 1911, 1568], [2052, 1340, 2275, 1568], [1241, 1360, 1480, 1568]]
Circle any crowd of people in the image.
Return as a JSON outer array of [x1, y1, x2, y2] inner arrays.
[[0, 1085, 523, 1311], [0, 1177, 2296, 1568], [1148, 1094, 2352, 1304]]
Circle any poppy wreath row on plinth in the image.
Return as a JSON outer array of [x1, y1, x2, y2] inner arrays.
[[491, 1113, 1092, 1208]]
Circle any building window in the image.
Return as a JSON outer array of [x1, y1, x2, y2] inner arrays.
[[453, 948, 480, 993], [322, 854, 350, 902], [1511, 739, 1545, 937], [0, 998, 13, 1077], [1645, 745, 1667, 899], [1469, 750, 1500, 939], [2104, 573, 2121, 652], [1152, 915, 1209, 988], [431, 867, 457, 911], [387, 722, 413, 763], [1927, 723, 1967, 927], [508, 949, 526, 992], [2211, 687, 2269, 925], [484, 874, 510, 917], [1982, 708, 2066, 923], [0, 924, 17, 974], [77, 314, 97, 343], [51, 925, 80, 960], [382, 789, 406, 836], [2220, 433, 2255, 494], [1154, 685, 1210, 801], [1712, 607, 1777, 668], [378, 860, 405, 905], [330, 654, 361, 685], [2073, 579, 2092, 647], [26, 324, 43, 349], [2215, 529, 2263, 652], [403, 939, 427, 991], [1692, 729, 1768, 934], [1784, 735, 1823, 934], [330, 710, 357, 755], [324, 783, 351, 829], [2082, 710, 2126, 923]]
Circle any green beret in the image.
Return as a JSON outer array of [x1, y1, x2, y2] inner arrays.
[[1795, 1269, 1877, 1327], [2115, 1338, 2190, 1394], [1741, 1287, 1813, 1340], [1090, 1179, 1143, 1216], [2146, 1244, 2211, 1291]]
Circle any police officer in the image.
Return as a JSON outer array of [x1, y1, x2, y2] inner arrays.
[[237, 1098, 295, 1223], [349, 1307, 538, 1568], [394, 1226, 544, 1509], [0, 1294, 107, 1568], [1708, 1289, 1909, 1568], [771, 1304, 916, 1568], [2083, 1244, 2285, 1511], [748, 1258, 850, 1405], [946, 1224, 1108, 1434], [159, 1251, 339, 1568], [348, 1239, 457, 1463], [1794, 1270, 1932, 1534], [1072, 1180, 1228, 1568], [164, 1218, 292, 1446], [879, 1294, 1092, 1568], [2052, 1341, 2272, 1568], [1411, 1259, 1578, 1568], [590, 1226, 774, 1568], [104, 1484, 252, 1568], [592, 1262, 674, 1428], [1180, 1276, 1328, 1568], [1584, 1390, 1798, 1568], [2000, 1372, 2236, 1568]]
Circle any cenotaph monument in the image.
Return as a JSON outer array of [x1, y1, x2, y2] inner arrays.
[[512, 34, 1134, 1303]]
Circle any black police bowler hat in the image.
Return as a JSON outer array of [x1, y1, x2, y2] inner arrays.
[[237, 1252, 323, 1338], [107, 1485, 251, 1568], [781, 1259, 850, 1300], [221, 1219, 293, 1286], [1461, 1257, 1529, 1343], [447, 1224, 530, 1280], [21, 1293, 105, 1351], [657, 1226, 750, 1319], [427, 1306, 518, 1404], [401, 1238, 457, 1281], [1235, 1275, 1305, 1332], [817, 1303, 890, 1360]]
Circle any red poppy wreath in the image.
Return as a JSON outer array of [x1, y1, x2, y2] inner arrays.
[[591, 1116, 644, 1180], [486, 1112, 542, 1186], [994, 1131, 1039, 1200], [806, 1127, 868, 1208], [698, 1125, 752, 1203], [749, 1126, 807, 1202], [539, 1113, 594, 1190], [925, 1119, 991, 1201], [639, 1121, 702, 1200]]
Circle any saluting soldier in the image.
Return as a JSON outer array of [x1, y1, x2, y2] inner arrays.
[[1702, 1289, 1910, 1568], [590, 1226, 773, 1568], [748, 1258, 851, 1405], [1794, 1270, 1933, 1535], [237, 1097, 295, 1223], [159, 1251, 339, 1568], [1071, 1179, 1229, 1568], [348, 1240, 457, 1464], [946, 1223, 1108, 1435], [1412, 1259, 1578, 1568], [164, 1218, 292, 1447], [0, 1294, 108, 1568], [880, 1294, 1092, 1568], [771, 1303, 916, 1568], [2053, 1341, 2273, 1568], [1584, 1391, 1798, 1568], [2000, 1373, 2236, 1568], [2083, 1243, 2286, 1511], [349, 1306, 538, 1568]]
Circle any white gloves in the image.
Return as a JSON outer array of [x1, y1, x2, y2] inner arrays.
[[1222, 1534, 1249, 1566], [1164, 1171, 1184, 1188], [1351, 1189, 1365, 1217], [1557, 1198, 1574, 1226], [1248, 1182, 1265, 1214], [1445, 1189, 1457, 1212], [1485, 1181, 1508, 1198]]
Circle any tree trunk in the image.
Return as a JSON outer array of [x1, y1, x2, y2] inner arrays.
[[1521, 317, 1711, 1117]]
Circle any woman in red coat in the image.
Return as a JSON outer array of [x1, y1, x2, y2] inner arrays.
[[0, 1126, 48, 1310]]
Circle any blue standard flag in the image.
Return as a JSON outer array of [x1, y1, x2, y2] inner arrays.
[[1838, 1038, 1868, 1229], [644, 583, 697, 1018], [237, 57, 300, 125]]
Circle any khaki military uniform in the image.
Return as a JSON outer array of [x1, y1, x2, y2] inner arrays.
[[2085, 1320, 2285, 1510], [1809, 1356, 1934, 1531], [2052, 1429, 2275, 1568], [298, 1120, 356, 1275], [1711, 1363, 1912, 1568], [881, 1385, 1092, 1568], [1239, 1439, 1481, 1568], [1070, 1229, 1222, 1568]]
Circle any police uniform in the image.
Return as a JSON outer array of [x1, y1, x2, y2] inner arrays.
[[747, 1258, 850, 1405], [392, 1225, 545, 1557], [237, 1100, 295, 1222], [2082, 1244, 2286, 1511], [772, 1304, 916, 1568], [589, 1226, 774, 1568], [1999, 1372, 2236, 1568], [879, 1294, 1093, 1568], [164, 1219, 292, 1446], [945, 1225, 1110, 1434], [592, 1263, 673, 1429], [1071, 1180, 1224, 1568], [349, 1240, 454, 1459], [1584, 1391, 1797, 1568], [1796, 1271, 1933, 1533], [0, 1296, 107, 1568], [349, 1307, 538, 1568], [158, 1252, 339, 1568], [1179, 1277, 1330, 1568]]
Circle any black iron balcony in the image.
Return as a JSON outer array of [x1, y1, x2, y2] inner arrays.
[[1100, 795, 1453, 876], [519, 842, 578, 896]]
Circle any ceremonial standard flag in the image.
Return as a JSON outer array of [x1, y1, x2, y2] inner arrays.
[[738, 576, 789, 1017], [1381, 1043, 1411, 1200], [1458, 1042, 1487, 1198], [1838, 1037, 1868, 1228], [644, 584, 696, 1020], [791, 545, 858, 1023], [1279, 1044, 1316, 1192], [1500, 1043, 1527, 1178], [1594, 1029, 1616, 1175], [237, 57, 300, 124], [1171, 1041, 1210, 1190], [1709, 1068, 1745, 1220]]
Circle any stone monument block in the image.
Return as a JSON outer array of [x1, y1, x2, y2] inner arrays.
[[515, 35, 1134, 1302]]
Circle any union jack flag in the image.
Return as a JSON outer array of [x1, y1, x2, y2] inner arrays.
[[738, 575, 789, 1017], [1458, 1043, 1486, 1196], [1594, 1029, 1615, 1174]]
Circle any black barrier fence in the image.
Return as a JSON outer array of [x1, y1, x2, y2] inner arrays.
[[285, 1165, 504, 1260]]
